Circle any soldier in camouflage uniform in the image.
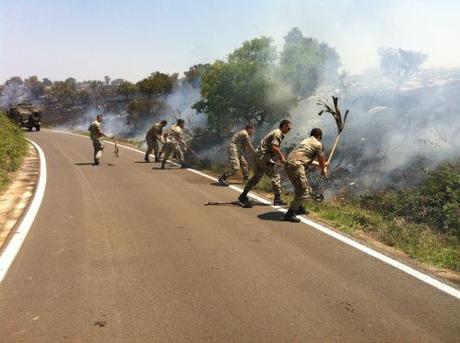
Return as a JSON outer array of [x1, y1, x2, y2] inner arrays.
[[145, 120, 167, 162], [88, 114, 108, 166], [238, 119, 292, 205], [283, 128, 327, 223], [218, 123, 256, 186], [161, 119, 186, 169]]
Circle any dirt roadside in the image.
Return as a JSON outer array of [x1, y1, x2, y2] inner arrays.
[[0, 143, 39, 249]]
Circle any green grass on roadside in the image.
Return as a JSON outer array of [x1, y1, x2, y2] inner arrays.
[[292, 197, 460, 271], [0, 112, 28, 191]]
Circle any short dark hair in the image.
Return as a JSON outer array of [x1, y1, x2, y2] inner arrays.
[[279, 119, 291, 129], [160, 120, 167, 125], [310, 128, 323, 139], [96, 114, 103, 119], [245, 123, 255, 130], [177, 119, 185, 125]]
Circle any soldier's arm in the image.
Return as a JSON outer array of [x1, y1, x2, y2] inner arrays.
[[96, 125, 108, 138], [247, 142, 255, 153], [317, 142, 327, 176], [245, 138, 255, 153], [271, 135, 285, 162], [272, 145, 285, 163], [156, 133, 165, 143]]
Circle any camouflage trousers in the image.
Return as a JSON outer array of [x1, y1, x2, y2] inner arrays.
[[145, 135, 160, 159], [224, 144, 248, 179], [162, 142, 184, 164], [285, 161, 312, 210], [92, 138, 104, 162], [244, 158, 282, 196]]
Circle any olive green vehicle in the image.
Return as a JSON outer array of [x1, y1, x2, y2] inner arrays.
[[7, 103, 42, 131]]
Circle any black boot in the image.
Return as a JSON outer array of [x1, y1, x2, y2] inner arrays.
[[160, 161, 166, 169], [283, 209, 301, 223], [144, 154, 150, 162], [273, 195, 287, 206], [155, 156, 161, 162], [218, 173, 229, 186], [238, 192, 249, 203]]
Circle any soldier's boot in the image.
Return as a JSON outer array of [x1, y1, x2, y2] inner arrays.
[[273, 195, 287, 206], [181, 163, 187, 169], [155, 155, 161, 163], [238, 191, 249, 203], [94, 159, 99, 166], [144, 153, 150, 163], [160, 161, 166, 169], [283, 209, 301, 223], [295, 205, 309, 215], [218, 173, 230, 186]]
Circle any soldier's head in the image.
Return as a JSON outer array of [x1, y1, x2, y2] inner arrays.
[[279, 119, 292, 134], [96, 114, 103, 123], [160, 120, 167, 127], [177, 119, 185, 128], [245, 123, 256, 136], [310, 128, 323, 141]]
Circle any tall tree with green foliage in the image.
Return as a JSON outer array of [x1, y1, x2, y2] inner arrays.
[[137, 72, 178, 98], [117, 81, 137, 100], [193, 37, 297, 138], [184, 64, 211, 88], [279, 27, 340, 98]]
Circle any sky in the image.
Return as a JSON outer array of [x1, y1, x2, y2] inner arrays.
[[1, 0, 459, 82]]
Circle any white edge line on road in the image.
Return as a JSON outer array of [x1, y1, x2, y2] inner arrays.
[[41, 129, 460, 300], [0, 139, 47, 283]]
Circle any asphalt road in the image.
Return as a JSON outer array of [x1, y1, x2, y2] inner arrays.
[[0, 130, 459, 342]]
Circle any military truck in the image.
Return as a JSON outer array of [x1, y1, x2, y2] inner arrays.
[[7, 103, 42, 131]]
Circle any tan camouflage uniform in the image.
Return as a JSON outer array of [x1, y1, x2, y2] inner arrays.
[[285, 136, 324, 210], [243, 128, 284, 196], [88, 120, 104, 163], [224, 130, 250, 180], [145, 122, 164, 160], [162, 124, 185, 165]]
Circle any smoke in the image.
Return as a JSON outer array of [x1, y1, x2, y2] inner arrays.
[[287, 67, 460, 196]]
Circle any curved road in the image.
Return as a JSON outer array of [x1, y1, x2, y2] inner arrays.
[[0, 130, 459, 342]]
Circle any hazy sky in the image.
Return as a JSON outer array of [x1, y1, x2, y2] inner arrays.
[[1, 0, 459, 82]]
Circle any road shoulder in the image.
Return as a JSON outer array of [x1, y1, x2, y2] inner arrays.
[[0, 143, 39, 250]]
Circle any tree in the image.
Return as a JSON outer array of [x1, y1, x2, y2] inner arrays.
[[184, 64, 211, 88], [127, 98, 168, 130], [117, 81, 137, 100], [279, 27, 340, 98], [193, 37, 297, 138], [88, 80, 104, 95], [378, 47, 428, 85], [104, 75, 111, 85], [137, 72, 178, 98], [111, 78, 124, 85], [42, 78, 53, 87], [49, 81, 77, 104], [25, 76, 45, 98]]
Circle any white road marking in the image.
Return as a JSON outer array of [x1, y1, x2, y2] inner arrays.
[[0, 139, 47, 283], [34, 129, 460, 299]]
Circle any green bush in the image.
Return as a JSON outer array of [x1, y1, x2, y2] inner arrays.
[[359, 161, 460, 235], [0, 112, 28, 190]]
